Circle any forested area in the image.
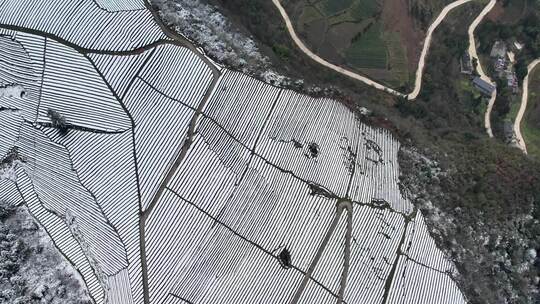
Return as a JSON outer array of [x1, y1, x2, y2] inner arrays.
[[397, 3, 540, 303], [0, 202, 91, 304]]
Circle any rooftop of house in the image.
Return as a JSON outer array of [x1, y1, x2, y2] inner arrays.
[[473, 77, 496, 94]]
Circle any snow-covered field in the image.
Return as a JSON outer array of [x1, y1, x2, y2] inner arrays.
[[0, 0, 467, 303]]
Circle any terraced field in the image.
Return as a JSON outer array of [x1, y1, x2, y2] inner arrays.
[[344, 22, 387, 69], [292, 0, 409, 87], [0, 0, 467, 303]]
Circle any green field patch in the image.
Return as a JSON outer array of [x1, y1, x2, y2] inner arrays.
[[327, 10, 359, 25], [506, 96, 521, 122], [383, 32, 409, 88], [344, 22, 387, 69], [350, 0, 381, 21], [523, 118, 540, 159], [299, 5, 325, 28], [326, 21, 368, 51], [326, 0, 381, 25], [320, 0, 354, 16], [303, 17, 327, 50], [456, 78, 485, 124], [523, 68, 540, 159]]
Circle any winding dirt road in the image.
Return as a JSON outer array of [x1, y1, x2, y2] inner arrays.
[[468, 0, 498, 137], [271, 0, 493, 100], [513, 59, 540, 154]]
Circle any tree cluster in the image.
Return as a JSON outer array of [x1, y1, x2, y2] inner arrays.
[[0, 203, 91, 304], [47, 109, 69, 136]]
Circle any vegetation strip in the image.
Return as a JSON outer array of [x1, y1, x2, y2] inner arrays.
[[513, 59, 540, 153]]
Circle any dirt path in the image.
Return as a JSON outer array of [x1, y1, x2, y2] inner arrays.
[[336, 201, 353, 303], [380, 208, 417, 304], [467, 0, 498, 137], [513, 59, 540, 154], [290, 200, 353, 304], [271, 0, 487, 100]]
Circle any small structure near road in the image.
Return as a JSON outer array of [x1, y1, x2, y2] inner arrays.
[[490, 40, 507, 58], [460, 52, 473, 74], [512, 40, 524, 52], [473, 77, 496, 96], [504, 121, 516, 144], [488, 41, 519, 94]]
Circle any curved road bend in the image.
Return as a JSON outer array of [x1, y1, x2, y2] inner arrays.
[[271, 0, 493, 100], [514, 59, 540, 154], [467, 0, 498, 137]]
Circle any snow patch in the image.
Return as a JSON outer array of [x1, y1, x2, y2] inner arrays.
[[0, 161, 20, 182], [0, 84, 25, 99], [154, 0, 295, 87], [156, 0, 267, 70]]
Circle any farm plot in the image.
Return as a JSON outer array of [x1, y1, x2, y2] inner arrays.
[[160, 73, 465, 302], [0, 110, 23, 158], [293, 0, 409, 87], [158, 156, 341, 303], [345, 22, 388, 69], [404, 213, 457, 273], [12, 124, 131, 302], [42, 127, 142, 304], [201, 71, 281, 149], [121, 44, 215, 211], [0, 0, 164, 51], [93, 0, 146, 12], [16, 169, 105, 301], [37, 39, 132, 132], [385, 257, 466, 304], [0, 33, 43, 119], [256, 89, 365, 198], [0, 179, 22, 206], [0, 1, 467, 304], [347, 126, 412, 214], [89, 50, 155, 100]]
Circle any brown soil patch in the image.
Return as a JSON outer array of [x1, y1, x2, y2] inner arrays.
[[302, 18, 328, 52], [381, 0, 423, 72], [325, 21, 366, 52], [486, 1, 504, 21], [318, 43, 343, 65], [487, 0, 526, 24]]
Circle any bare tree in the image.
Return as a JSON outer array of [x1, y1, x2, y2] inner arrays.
[[47, 109, 69, 136]]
